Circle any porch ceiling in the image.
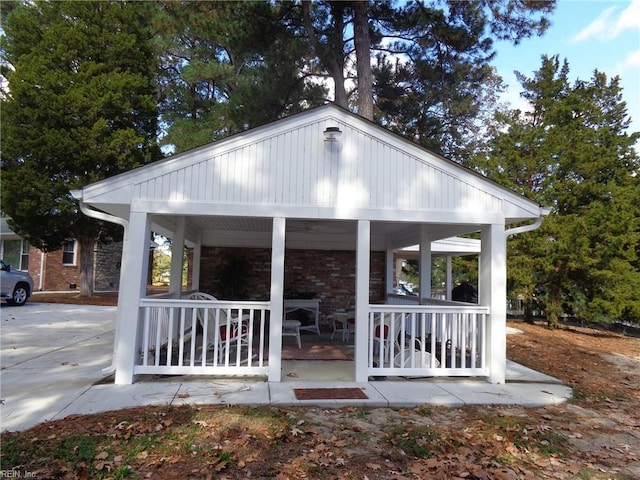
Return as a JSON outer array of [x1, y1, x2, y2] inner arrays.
[[153, 214, 481, 252]]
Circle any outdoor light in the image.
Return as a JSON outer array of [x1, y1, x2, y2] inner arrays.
[[323, 126, 342, 141]]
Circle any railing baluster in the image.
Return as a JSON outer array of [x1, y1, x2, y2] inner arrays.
[[202, 307, 209, 367], [166, 307, 175, 367], [258, 309, 265, 366], [189, 307, 197, 366], [177, 307, 185, 367], [154, 308, 162, 367], [142, 307, 151, 366]]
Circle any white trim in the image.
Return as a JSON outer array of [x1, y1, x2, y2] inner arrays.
[[115, 211, 151, 385], [354, 220, 370, 383], [268, 217, 286, 382], [62, 239, 77, 266], [169, 217, 185, 295], [192, 233, 201, 291], [130, 200, 508, 224], [419, 226, 431, 300], [480, 223, 507, 384]]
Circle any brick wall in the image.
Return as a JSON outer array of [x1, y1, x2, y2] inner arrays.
[[199, 246, 386, 327], [40, 247, 82, 291], [27, 241, 124, 292], [27, 246, 43, 291]]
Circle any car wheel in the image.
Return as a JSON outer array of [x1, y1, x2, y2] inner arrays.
[[9, 284, 29, 306]]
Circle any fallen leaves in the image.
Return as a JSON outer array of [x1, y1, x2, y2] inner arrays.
[[2, 322, 639, 479]]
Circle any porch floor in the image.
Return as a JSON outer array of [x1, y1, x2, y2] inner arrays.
[[1, 304, 572, 433]]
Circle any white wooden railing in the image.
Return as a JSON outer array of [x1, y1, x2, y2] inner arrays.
[[368, 303, 489, 377], [134, 297, 270, 376], [132, 294, 488, 380]]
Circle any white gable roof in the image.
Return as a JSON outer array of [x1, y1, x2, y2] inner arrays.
[[79, 104, 540, 225]]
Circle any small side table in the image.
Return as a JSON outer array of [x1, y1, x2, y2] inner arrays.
[[282, 319, 302, 349]]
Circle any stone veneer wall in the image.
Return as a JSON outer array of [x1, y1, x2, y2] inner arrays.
[[94, 241, 123, 291], [199, 246, 386, 329]]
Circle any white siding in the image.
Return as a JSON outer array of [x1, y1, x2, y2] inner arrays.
[[131, 119, 502, 215]]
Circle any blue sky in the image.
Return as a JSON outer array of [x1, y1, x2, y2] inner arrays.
[[492, 0, 640, 138]]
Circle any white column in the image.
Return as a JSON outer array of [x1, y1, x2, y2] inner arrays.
[[268, 217, 286, 382], [419, 226, 431, 301], [102, 221, 129, 376], [169, 217, 186, 296], [354, 220, 370, 383], [385, 244, 394, 296], [191, 232, 202, 291], [115, 210, 151, 385], [480, 223, 507, 384], [445, 256, 452, 300]]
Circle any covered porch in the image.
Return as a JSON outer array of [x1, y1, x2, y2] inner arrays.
[[73, 105, 544, 386], [84, 214, 509, 385]]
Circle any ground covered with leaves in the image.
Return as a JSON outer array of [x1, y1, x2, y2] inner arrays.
[[1, 316, 639, 479]]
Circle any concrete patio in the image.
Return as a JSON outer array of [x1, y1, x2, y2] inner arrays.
[[0, 303, 572, 432]]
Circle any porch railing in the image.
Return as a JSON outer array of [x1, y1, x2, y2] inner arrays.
[[134, 297, 270, 376], [368, 303, 489, 377]]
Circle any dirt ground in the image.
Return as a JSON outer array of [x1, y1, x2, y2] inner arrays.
[[3, 298, 639, 479]]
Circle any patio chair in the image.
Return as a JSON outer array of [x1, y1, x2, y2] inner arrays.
[[393, 348, 440, 369], [188, 292, 250, 364], [282, 319, 302, 349], [372, 312, 403, 366]]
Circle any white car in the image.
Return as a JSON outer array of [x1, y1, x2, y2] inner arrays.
[[0, 259, 34, 306]]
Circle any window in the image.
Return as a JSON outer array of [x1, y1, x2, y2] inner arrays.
[[20, 241, 29, 270], [62, 240, 77, 266], [1, 239, 29, 270]]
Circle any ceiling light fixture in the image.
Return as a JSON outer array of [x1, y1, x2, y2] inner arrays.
[[323, 126, 342, 141]]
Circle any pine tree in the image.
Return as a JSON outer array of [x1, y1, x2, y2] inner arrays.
[[1, 1, 160, 296], [153, 0, 554, 157], [153, 1, 326, 153]]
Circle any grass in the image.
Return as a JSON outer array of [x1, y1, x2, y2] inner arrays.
[[476, 413, 570, 461], [388, 425, 446, 459]]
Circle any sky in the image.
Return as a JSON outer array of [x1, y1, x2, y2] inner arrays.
[[492, 0, 640, 138]]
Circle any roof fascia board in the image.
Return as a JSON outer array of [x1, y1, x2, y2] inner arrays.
[[131, 199, 506, 225]]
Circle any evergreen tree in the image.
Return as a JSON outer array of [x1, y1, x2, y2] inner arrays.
[[153, 0, 553, 157], [478, 56, 640, 327], [1, 1, 160, 296], [153, 1, 326, 153], [294, 0, 554, 159]]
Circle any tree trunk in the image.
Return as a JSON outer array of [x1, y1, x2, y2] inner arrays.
[[303, 1, 348, 109], [327, 1, 347, 108], [78, 235, 95, 297], [353, 0, 373, 120], [523, 299, 535, 324], [546, 292, 561, 329]]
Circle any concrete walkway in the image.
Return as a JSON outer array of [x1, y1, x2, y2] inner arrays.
[[1, 303, 572, 432]]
